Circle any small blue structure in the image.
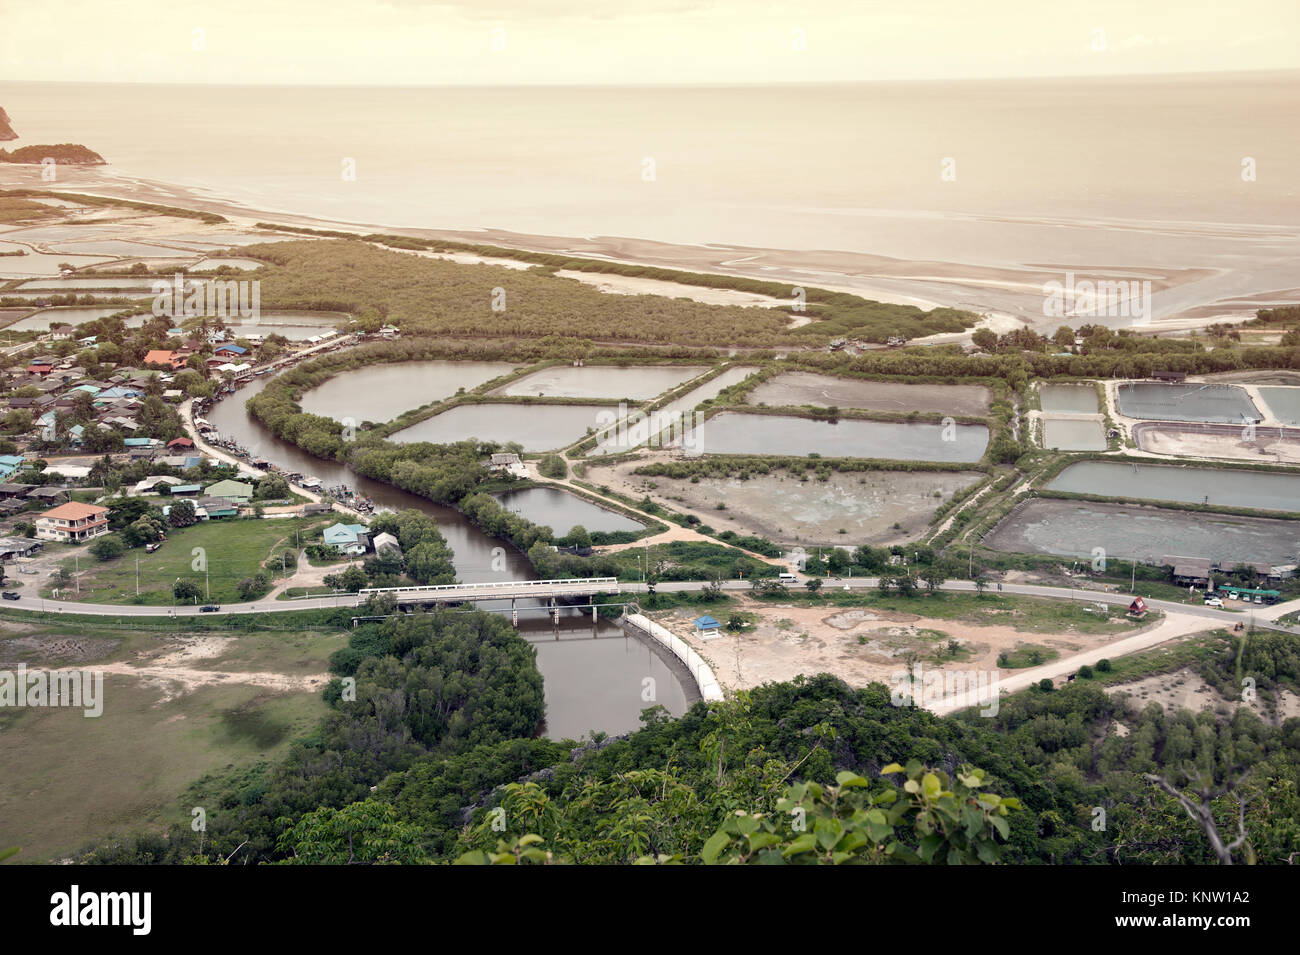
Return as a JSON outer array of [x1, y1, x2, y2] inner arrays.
[[693, 614, 722, 635], [0, 454, 26, 480]]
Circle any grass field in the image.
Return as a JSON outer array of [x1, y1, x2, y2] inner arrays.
[[52, 517, 328, 606], [0, 618, 345, 862]]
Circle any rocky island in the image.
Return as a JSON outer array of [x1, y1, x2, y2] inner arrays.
[[0, 107, 16, 140], [0, 142, 106, 164]]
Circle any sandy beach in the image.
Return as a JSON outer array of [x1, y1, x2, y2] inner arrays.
[[3, 161, 1292, 336]]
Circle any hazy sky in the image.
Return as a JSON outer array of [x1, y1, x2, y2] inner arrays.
[[3, 0, 1297, 85]]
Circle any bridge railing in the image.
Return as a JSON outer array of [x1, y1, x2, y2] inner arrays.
[[358, 577, 619, 597]]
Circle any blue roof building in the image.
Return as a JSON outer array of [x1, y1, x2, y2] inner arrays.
[[693, 615, 722, 634], [323, 522, 370, 556], [0, 455, 26, 480]]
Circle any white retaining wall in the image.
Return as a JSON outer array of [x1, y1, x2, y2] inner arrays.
[[625, 613, 724, 702]]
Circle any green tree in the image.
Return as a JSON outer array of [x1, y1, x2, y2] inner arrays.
[[168, 499, 197, 528], [276, 801, 427, 865], [89, 535, 125, 561], [538, 454, 567, 479]]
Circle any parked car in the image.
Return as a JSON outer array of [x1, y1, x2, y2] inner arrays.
[[1203, 596, 1224, 608], [145, 542, 163, 553], [199, 605, 220, 613], [1, 591, 19, 600]]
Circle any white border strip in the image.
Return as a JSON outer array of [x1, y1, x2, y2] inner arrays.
[[625, 613, 724, 702]]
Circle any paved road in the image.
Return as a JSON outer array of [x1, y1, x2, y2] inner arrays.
[[7, 575, 1298, 635]]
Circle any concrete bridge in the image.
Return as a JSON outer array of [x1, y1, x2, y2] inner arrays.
[[357, 577, 620, 623]]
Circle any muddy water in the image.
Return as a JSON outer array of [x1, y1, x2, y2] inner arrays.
[[205, 374, 533, 582], [1039, 383, 1098, 414], [495, 486, 643, 536], [1042, 418, 1106, 451], [522, 615, 692, 739], [749, 372, 990, 414]]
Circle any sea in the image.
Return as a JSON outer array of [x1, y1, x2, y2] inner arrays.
[[3, 73, 1299, 323]]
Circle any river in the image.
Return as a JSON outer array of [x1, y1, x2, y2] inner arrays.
[[202, 373, 693, 737]]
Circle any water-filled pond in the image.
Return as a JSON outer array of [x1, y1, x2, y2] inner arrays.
[[1259, 387, 1300, 425], [495, 486, 643, 536], [48, 240, 200, 257], [1042, 418, 1106, 451], [6, 307, 144, 330], [1040, 383, 1099, 414], [17, 278, 160, 291], [1116, 382, 1261, 423], [985, 499, 1300, 565], [1049, 460, 1300, 512], [299, 361, 518, 422], [390, 402, 607, 451], [749, 372, 991, 415], [701, 412, 989, 462], [494, 364, 708, 400]]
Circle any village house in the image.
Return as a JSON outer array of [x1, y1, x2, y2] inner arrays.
[[196, 496, 238, 519], [0, 454, 27, 481], [35, 501, 110, 543], [205, 479, 254, 504], [143, 350, 188, 371], [486, 452, 528, 479], [0, 536, 42, 560], [0, 483, 35, 500], [27, 486, 71, 504], [323, 522, 370, 556]]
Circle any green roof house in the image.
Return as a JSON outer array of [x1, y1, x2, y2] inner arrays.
[[204, 479, 254, 504]]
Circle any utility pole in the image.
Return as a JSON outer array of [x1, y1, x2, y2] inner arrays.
[[206, 563, 210, 601], [1131, 559, 1136, 593], [75, 552, 79, 596], [136, 556, 139, 596]]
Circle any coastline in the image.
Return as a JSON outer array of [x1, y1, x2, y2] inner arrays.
[[1, 162, 1295, 336]]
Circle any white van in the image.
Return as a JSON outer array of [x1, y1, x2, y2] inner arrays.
[[778, 572, 799, 584]]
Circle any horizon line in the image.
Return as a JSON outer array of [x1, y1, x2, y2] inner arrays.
[[3, 66, 1299, 90]]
